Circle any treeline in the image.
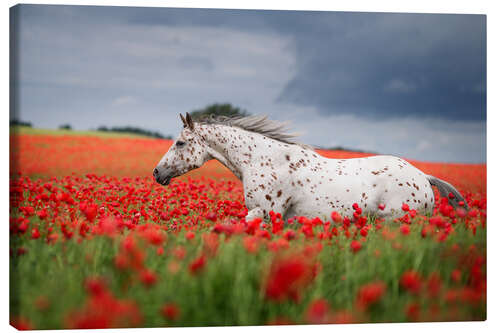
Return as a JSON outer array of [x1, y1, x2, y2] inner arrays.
[[318, 145, 377, 154], [10, 119, 32, 127], [96, 126, 172, 139]]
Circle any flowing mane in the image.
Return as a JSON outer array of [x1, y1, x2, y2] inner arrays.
[[195, 114, 313, 149]]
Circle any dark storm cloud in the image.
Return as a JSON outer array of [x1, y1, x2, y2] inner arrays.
[[275, 13, 486, 121], [124, 8, 487, 121]]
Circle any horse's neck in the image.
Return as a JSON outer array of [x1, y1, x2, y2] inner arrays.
[[198, 124, 283, 181]]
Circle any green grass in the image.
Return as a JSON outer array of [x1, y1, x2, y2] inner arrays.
[[10, 215, 486, 329]]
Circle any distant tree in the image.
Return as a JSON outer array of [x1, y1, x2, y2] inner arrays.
[[190, 103, 249, 121], [320, 145, 378, 154], [59, 124, 72, 130], [10, 119, 32, 127], [95, 125, 171, 139]]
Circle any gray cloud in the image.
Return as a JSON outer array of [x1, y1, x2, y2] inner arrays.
[[120, 8, 486, 121], [178, 56, 215, 72], [276, 13, 486, 121]]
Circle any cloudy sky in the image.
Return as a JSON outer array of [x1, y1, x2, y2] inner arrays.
[[11, 4, 486, 163]]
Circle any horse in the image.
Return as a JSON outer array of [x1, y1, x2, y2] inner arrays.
[[154, 113, 468, 222]]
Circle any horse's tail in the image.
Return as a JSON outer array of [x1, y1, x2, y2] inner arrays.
[[426, 175, 469, 210]]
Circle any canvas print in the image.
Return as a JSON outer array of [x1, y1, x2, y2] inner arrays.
[[9, 4, 486, 330]]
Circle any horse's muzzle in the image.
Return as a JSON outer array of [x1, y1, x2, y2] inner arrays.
[[153, 168, 172, 186], [160, 176, 172, 186]]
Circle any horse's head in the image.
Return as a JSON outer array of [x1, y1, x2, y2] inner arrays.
[[153, 113, 210, 186]]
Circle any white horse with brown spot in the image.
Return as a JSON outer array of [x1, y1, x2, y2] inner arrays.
[[154, 113, 467, 221]]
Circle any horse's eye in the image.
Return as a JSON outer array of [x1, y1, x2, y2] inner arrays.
[[176, 141, 186, 147]]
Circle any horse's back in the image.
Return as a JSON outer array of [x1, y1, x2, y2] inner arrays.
[[320, 154, 433, 217]]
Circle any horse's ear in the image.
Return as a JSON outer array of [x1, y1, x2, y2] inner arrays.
[[185, 112, 194, 131], [180, 113, 187, 128]]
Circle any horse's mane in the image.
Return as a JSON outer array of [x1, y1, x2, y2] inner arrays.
[[195, 114, 313, 150]]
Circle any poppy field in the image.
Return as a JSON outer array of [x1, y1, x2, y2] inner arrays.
[[9, 129, 486, 329]]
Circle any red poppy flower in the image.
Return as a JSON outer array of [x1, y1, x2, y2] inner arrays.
[[265, 254, 316, 302], [189, 255, 206, 275], [400, 224, 410, 235], [139, 269, 158, 287], [161, 303, 181, 321], [350, 240, 362, 253], [356, 281, 386, 310], [400, 270, 422, 294], [305, 298, 331, 324]]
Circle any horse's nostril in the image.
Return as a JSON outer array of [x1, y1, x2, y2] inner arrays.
[[153, 168, 159, 176]]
